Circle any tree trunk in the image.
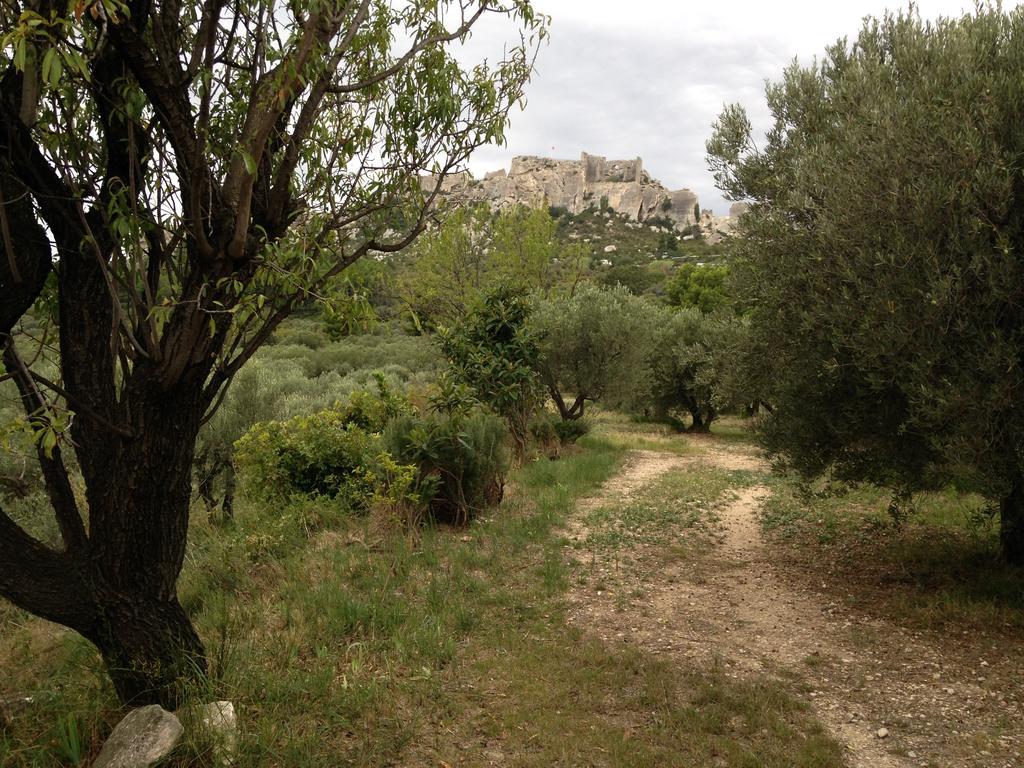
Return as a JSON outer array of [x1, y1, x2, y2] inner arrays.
[[686, 405, 709, 433], [1000, 477, 1024, 566], [86, 594, 206, 708], [221, 462, 236, 521]]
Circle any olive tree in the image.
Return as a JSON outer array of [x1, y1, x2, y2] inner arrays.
[[644, 307, 742, 432], [0, 0, 544, 706], [530, 283, 656, 420], [707, 5, 1024, 562]]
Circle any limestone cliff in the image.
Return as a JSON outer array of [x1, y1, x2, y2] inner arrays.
[[424, 152, 700, 230]]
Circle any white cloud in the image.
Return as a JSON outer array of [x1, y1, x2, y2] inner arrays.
[[461, 0, 1019, 215]]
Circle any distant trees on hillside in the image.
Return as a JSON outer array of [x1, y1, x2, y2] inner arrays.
[[708, 5, 1024, 562]]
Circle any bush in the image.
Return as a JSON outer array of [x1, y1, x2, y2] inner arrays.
[[553, 417, 591, 445], [529, 413, 561, 458], [645, 214, 675, 230], [666, 263, 731, 313], [234, 409, 382, 508], [439, 285, 544, 456], [529, 412, 591, 458], [384, 411, 509, 525]]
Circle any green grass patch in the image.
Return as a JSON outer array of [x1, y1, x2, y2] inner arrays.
[[0, 428, 843, 767], [581, 465, 761, 553], [762, 476, 1024, 631]]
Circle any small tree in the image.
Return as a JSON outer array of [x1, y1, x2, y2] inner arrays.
[[439, 285, 544, 456], [645, 308, 742, 433], [666, 263, 732, 313], [0, 0, 544, 705], [531, 284, 656, 420], [399, 204, 584, 329], [707, 5, 1024, 562]]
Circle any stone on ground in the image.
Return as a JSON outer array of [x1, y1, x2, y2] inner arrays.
[[92, 705, 183, 768], [198, 700, 238, 764]]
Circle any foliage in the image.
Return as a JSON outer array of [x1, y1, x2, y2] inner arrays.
[[707, 5, 1024, 560], [643, 308, 745, 432], [398, 205, 585, 329], [384, 410, 509, 524], [657, 232, 679, 254], [321, 287, 378, 341], [531, 284, 657, 420], [233, 374, 414, 507], [0, 0, 546, 704], [528, 413, 561, 458], [195, 330, 436, 517], [234, 409, 383, 508], [597, 264, 663, 295], [439, 285, 545, 453], [666, 263, 732, 313], [554, 416, 592, 445], [645, 215, 675, 230]]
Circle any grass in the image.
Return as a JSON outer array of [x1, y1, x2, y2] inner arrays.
[[580, 465, 759, 553], [761, 475, 1024, 632], [0, 426, 844, 767]]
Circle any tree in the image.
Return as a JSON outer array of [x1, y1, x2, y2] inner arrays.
[[665, 263, 731, 313], [439, 284, 544, 456], [707, 5, 1024, 562], [399, 204, 584, 329], [0, 0, 544, 706], [644, 308, 741, 432], [598, 263, 662, 295], [531, 284, 656, 420]]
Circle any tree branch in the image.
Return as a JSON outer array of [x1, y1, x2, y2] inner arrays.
[[1, 341, 88, 553]]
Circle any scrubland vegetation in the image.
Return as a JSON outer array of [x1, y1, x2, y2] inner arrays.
[[2, 1, 1024, 766]]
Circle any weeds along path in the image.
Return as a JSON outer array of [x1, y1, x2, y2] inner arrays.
[[565, 441, 1023, 768]]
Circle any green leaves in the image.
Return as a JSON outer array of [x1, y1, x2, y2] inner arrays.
[[439, 284, 544, 449], [708, 5, 1024, 507]]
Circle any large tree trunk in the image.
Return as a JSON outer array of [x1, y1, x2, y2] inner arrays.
[[1000, 477, 1024, 566], [86, 594, 206, 708]]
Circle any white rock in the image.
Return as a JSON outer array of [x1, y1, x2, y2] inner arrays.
[[93, 705, 184, 768], [199, 701, 238, 765], [876, 727, 890, 739], [603, 244, 617, 253]]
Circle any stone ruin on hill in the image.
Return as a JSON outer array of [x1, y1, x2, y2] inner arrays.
[[423, 151, 702, 231]]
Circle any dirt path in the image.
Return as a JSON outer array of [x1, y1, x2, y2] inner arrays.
[[566, 443, 1024, 768]]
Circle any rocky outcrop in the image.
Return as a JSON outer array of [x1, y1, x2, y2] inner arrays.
[[728, 201, 750, 219], [423, 152, 701, 230]]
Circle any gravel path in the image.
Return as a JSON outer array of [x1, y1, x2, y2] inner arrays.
[[566, 443, 1024, 768]]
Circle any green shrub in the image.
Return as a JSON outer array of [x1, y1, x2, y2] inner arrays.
[[439, 285, 544, 455], [646, 214, 675, 230], [337, 373, 414, 432], [384, 411, 509, 524], [271, 323, 329, 349], [235, 410, 381, 508], [553, 417, 591, 445], [529, 413, 561, 458]]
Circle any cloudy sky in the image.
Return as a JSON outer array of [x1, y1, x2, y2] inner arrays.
[[462, 0, 1020, 215]]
